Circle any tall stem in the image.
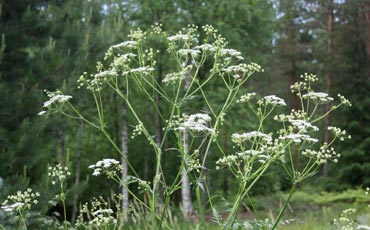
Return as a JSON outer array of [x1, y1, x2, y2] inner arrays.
[[272, 184, 296, 229]]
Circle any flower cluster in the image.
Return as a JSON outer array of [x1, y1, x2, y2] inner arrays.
[[176, 113, 214, 134], [194, 44, 217, 53], [2, 188, 40, 212], [219, 48, 243, 60], [112, 53, 136, 71], [222, 63, 262, 79], [302, 144, 340, 164], [167, 34, 190, 42], [290, 81, 307, 93], [40, 90, 72, 110], [178, 48, 201, 58], [236, 93, 256, 103], [289, 119, 319, 132], [333, 208, 356, 230], [162, 72, 185, 85], [124, 176, 151, 192], [112, 41, 138, 50], [48, 164, 71, 185], [302, 92, 333, 104], [88, 158, 121, 177], [76, 197, 117, 228], [338, 94, 352, 106], [257, 95, 286, 107], [77, 70, 118, 91], [216, 155, 240, 169], [274, 109, 307, 122], [151, 23, 163, 34], [128, 28, 147, 42], [328, 126, 351, 141], [131, 122, 144, 139], [231, 131, 272, 147], [185, 149, 202, 173], [216, 139, 283, 170], [301, 73, 318, 82], [279, 133, 318, 143]]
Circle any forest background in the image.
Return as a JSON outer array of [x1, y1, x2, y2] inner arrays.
[[0, 0, 369, 227]]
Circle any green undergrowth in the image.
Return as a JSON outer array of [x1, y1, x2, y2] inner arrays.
[[240, 187, 370, 229]]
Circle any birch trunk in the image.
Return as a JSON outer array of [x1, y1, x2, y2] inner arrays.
[[182, 61, 193, 218], [121, 100, 129, 216], [181, 130, 192, 218]]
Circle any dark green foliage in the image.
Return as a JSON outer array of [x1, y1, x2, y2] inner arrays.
[[0, 0, 368, 226]]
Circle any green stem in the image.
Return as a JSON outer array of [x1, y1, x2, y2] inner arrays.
[[272, 184, 296, 229], [223, 187, 245, 230], [18, 210, 27, 230], [62, 198, 68, 230], [196, 186, 205, 224]]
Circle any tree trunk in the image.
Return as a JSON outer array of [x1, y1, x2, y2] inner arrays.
[[121, 99, 129, 216], [323, 0, 334, 177], [182, 61, 193, 218], [289, 15, 300, 172], [181, 130, 193, 218], [365, 1, 370, 79], [71, 121, 83, 223]]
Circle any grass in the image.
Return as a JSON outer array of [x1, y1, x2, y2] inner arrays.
[[236, 187, 370, 229]]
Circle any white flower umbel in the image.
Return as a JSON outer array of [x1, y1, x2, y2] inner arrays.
[[236, 93, 256, 103], [219, 48, 243, 60], [302, 92, 334, 103], [178, 48, 201, 57], [231, 131, 272, 145], [279, 133, 318, 143], [48, 164, 71, 185], [42, 90, 72, 108], [176, 113, 214, 134], [89, 158, 121, 177], [130, 66, 155, 75], [302, 144, 340, 165], [289, 119, 319, 132], [194, 44, 216, 52], [167, 34, 190, 42], [328, 126, 351, 141], [77, 197, 118, 228], [259, 95, 286, 107], [162, 72, 185, 85], [2, 188, 40, 212], [338, 94, 352, 106], [112, 41, 138, 49]]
